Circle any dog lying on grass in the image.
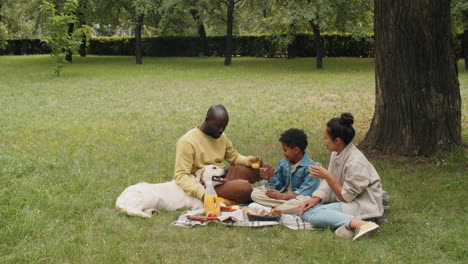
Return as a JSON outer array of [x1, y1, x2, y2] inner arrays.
[[115, 165, 227, 218]]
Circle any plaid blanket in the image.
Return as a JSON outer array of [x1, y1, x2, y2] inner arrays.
[[172, 207, 315, 230]]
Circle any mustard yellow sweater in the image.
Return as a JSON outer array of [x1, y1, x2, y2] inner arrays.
[[174, 127, 253, 199]]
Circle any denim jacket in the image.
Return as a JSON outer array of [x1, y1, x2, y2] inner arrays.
[[264, 152, 320, 197]]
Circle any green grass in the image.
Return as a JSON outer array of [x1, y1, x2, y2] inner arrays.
[[0, 55, 467, 263]]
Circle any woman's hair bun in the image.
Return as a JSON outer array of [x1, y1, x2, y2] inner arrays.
[[340, 112, 354, 126]]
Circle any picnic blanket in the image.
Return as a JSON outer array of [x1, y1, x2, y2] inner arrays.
[[172, 192, 390, 229], [172, 206, 315, 230]]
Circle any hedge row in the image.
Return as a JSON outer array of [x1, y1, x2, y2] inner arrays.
[[89, 34, 376, 57], [0, 33, 464, 58], [0, 34, 374, 57], [1, 39, 51, 55]]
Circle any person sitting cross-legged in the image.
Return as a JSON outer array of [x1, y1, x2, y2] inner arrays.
[[299, 113, 384, 240], [250, 128, 320, 215], [174, 104, 275, 204]]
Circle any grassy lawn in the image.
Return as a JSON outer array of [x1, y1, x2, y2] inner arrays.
[[0, 55, 467, 263]]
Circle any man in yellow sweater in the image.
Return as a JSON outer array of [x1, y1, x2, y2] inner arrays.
[[174, 104, 273, 203]]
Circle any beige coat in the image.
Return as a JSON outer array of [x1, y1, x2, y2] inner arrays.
[[312, 143, 384, 219]]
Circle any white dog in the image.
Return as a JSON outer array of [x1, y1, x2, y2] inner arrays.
[[115, 165, 228, 218]]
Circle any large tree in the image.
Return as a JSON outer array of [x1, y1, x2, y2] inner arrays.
[[360, 0, 461, 156]]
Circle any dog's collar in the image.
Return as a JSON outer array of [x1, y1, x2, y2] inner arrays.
[[200, 179, 206, 187]]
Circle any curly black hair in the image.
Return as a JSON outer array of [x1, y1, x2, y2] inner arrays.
[[279, 128, 308, 152]]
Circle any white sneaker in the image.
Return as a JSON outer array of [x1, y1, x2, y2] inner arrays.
[[335, 226, 354, 239], [248, 202, 272, 213], [353, 222, 379, 240]]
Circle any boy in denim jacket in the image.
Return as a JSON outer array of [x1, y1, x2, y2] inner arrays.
[[251, 128, 320, 215]]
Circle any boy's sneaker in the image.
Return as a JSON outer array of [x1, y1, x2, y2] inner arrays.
[[335, 226, 354, 239], [269, 209, 282, 216], [353, 222, 379, 240]]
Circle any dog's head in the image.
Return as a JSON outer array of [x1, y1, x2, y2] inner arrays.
[[195, 165, 228, 187]]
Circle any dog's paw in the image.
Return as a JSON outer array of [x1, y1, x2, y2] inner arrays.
[[144, 209, 160, 215]]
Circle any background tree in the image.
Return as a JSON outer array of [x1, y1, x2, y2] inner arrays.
[[94, 0, 160, 64], [0, 0, 42, 44], [220, 0, 244, 66], [76, 0, 95, 57], [159, 0, 210, 55], [451, 0, 468, 70], [262, 0, 372, 69], [40, 0, 90, 76], [125, 0, 160, 64], [360, 0, 461, 156]]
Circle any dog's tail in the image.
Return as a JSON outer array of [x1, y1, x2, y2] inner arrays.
[[115, 197, 152, 218]]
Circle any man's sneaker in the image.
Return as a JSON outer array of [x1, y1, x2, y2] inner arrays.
[[353, 222, 379, 240], [335, 226, 354, 239]]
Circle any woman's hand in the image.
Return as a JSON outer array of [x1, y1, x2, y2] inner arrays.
[[310, 165, 346, 202], [309, 165, 331, 180], [298, 198, 319, 214]]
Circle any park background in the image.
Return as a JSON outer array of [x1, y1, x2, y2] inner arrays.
[[1, 0, 467, 263]]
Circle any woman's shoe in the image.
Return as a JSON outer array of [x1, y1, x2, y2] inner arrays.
[[335, 226, 354, 239], [352, 222, 379, 240]]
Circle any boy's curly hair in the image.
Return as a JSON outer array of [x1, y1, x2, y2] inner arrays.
[[279, 128, 308, 152]]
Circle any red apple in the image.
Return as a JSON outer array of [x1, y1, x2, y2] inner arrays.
[[207, 212, 217, 218]]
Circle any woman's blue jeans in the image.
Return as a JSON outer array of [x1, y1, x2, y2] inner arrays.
[[301, 202, 353, 228]]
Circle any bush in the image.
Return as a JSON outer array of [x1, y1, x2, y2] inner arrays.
[[3, 32, 463, 58], [0, 39, 51, 55]]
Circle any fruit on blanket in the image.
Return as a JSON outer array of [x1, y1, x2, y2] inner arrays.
[[207, 212, 217, 218], [251, 162, 260, 169]]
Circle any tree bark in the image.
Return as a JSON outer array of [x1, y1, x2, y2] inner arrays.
[[224, 0, 235, 66], [80, 33, 87, 57], [287, 24, 297, 59], [311, 21, 323, 69], [360, 0, 461, 156], [78, 8, 86, 57], [464, 29, 467, 70], [135, 14, 144, 65], [190, 8, 209, 56], [65, 23, 75, 62]]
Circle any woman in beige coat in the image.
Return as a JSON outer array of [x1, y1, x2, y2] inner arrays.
[[299, 113, 384, 240]]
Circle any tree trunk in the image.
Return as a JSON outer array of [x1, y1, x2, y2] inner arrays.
[[80, 33, 87, 57], [464, 29, 467, 70], [360, 0, 461, 156], [135, 14, 144, 65], [78, 3, 86, 57], [311, 21, 323, 69], [287, 24, 297, 59], [66, 23, 75, 62], [190, 8, 209, 56], [224, 0, 235, 66]]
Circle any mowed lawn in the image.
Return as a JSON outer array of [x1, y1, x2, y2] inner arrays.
[[0, 55, 467, 263]]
